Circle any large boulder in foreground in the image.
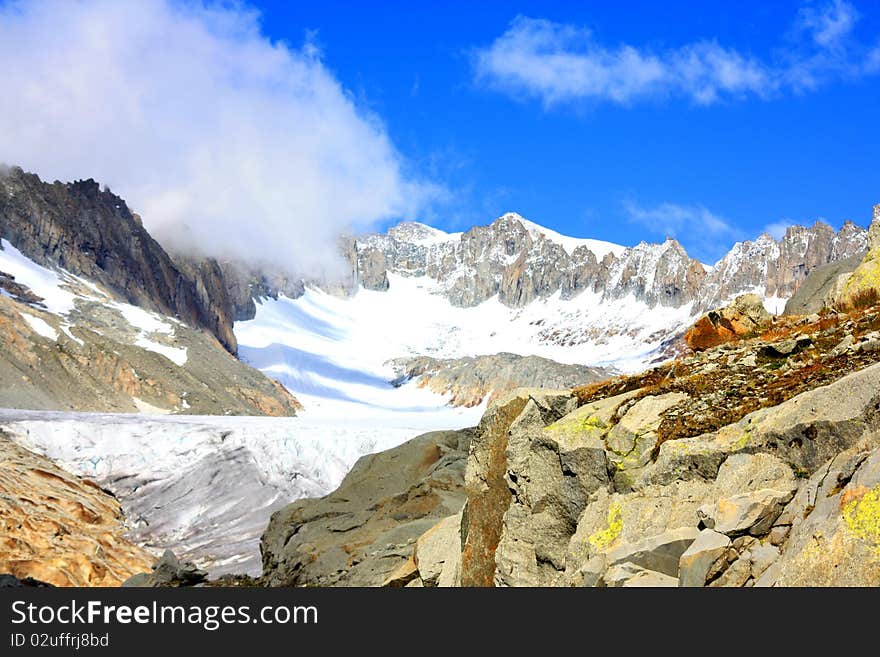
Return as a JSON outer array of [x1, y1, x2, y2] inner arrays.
[[0, 434, 154, 586], [685, 294, 772, 351], [260, 428, 473, 587]]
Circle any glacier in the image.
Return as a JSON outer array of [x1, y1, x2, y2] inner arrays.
[[0, 406, 482, 576]]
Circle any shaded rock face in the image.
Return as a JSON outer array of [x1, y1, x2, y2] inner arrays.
[[356, 213, 867, 313], [0, 433, 154, 587], [260, 429, 473, 587], [0, 167, 237, 352], [391, 353, 613, 408], [685, 294, 772, 351], [358, 246, 389, 291], [214, 260, 306, 322], [783, 254, 863, 315]]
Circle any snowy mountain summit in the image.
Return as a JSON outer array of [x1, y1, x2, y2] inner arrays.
[[355, 212, 867, 314]]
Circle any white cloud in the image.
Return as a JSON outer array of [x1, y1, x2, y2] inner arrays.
[[622, 200, 744, 262], [475, 1, 878, 107], [763, 220, 796, 240], [797, 0, 858, 47], [0, 0, 432, 278]]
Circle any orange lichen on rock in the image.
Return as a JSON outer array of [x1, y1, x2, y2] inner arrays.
[[685, 294, 772, 352]]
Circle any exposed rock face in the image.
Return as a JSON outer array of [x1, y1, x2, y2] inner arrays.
[[685, 294, 772, 351], [0, 167, 237, 352], [759, 443, 880, 586], [261, 428, 473, 587], [783, 254, 863, 315], [0, 433, 154, 586], [355, 212, 867, 313], [452, 361, 880, 587], [699, 222, 867, 310], [358, 246, 390, 291], [837, 205, 880, 307], [391, 353, 613, 407], [214, 260, 306, 322]]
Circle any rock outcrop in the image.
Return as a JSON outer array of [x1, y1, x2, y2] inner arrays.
[[122, 550, 207, 587], [685, 294, 772, 351], [0, 433, 154, 586], [261, 428, 473, 587], [0, 286, 301, 416], [837, 204, 880, 309], [391, 353, 613, 407], [0, 167, 237, 352], [447, 362, 879, 587]]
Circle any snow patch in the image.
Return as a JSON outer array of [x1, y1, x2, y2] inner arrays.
[[109, 301, 174, 335], [0, 239, 76, 313], [763, 295, 788, 315], [509, 214, 626, 259], [19, 312, 58, 341], [134, 336, 188, 366], [59, 323, 84, 346], [132, 397, 172, 414]]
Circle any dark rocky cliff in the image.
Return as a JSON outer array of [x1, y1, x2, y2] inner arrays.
[[0, 167, 237, 352]]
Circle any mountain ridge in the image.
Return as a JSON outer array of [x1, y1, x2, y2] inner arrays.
[[354, 211, 868, 313]]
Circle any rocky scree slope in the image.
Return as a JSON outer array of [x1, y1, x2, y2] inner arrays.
[[260, 298, 880, 587]]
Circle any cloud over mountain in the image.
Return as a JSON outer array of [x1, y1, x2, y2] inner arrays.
[[0, 0, 430, 277]]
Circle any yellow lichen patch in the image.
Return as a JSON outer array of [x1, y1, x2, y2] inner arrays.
[[841, 247, 880, 305], [842, 484, 880, 556], [546, 414, 607, 435], [588, 503, 623, 550], [733, 423, 754, 451]]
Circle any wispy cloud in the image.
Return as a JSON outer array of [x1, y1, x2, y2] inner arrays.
[[622, 200, 744, 263], [763, 220, 796, 240], [798, 0, 859, 47], [474, 1, 879, 107], [0, 0, 436, 278]]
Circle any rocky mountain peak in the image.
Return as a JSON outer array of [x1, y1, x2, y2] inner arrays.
[[352, 210, 869, 316]]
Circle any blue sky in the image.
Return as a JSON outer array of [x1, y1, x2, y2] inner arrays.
[[1, 0, 878, 268], [255, 0, 880, 262]]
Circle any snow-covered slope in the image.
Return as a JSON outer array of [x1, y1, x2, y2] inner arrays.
[[515, 215, 625, 259], [236, 272, 692, 409]]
